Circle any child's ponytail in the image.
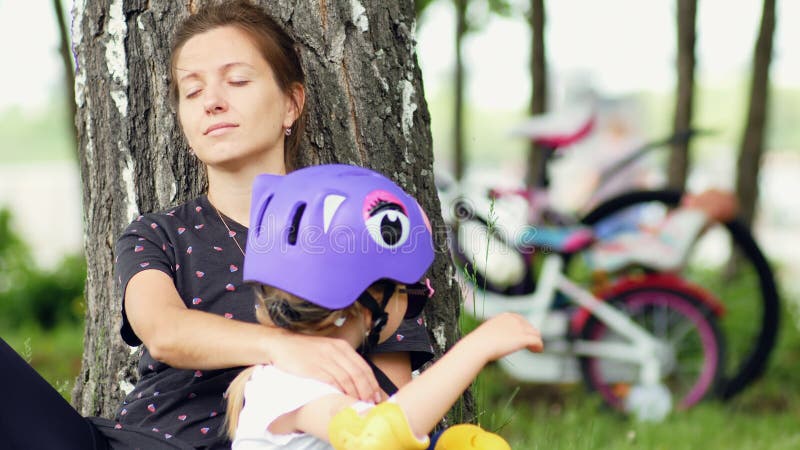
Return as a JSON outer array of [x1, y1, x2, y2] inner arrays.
[[224, 365, 258, 439]]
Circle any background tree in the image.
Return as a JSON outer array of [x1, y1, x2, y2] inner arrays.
[[52, 0, 77, 157], [524, 0, 547, 189], [735, 0, 776, 229], [71, 0, 463, 420], [668, 0, 697, 190], [416, 0, 511, 181]]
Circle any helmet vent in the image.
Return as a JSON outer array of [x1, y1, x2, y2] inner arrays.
[[254, 194, 274, 237], [287, 203, 307, 246]]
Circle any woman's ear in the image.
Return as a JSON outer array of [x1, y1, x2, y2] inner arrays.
[[284, 82, 306, 127]]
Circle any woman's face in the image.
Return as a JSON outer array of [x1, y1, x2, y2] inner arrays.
[[174, 26, 299, 170]]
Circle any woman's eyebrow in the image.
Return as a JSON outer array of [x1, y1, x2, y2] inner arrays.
[[176, 62, 256, 83], [175, 68, 199, 84], [220, 61, 256, 73]]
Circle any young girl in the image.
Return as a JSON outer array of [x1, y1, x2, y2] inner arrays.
[[227, 164, 543, 449]]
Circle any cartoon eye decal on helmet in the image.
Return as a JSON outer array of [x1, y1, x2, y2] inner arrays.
[[364, 190, 411, 249]]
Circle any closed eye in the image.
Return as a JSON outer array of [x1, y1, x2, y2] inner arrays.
[[185, 88, 202, 99]]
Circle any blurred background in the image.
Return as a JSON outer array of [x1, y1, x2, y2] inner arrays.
[[0, 0, 798, 447]]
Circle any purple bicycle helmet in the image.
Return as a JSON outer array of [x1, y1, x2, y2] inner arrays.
[[243, 164, 434, 312]]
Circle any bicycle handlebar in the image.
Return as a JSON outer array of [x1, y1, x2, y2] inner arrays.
[[597, 128, 715, 186]]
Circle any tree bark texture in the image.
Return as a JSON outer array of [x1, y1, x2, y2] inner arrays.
[[525, 0, 547, 189], [668, 0, 696, 190], [735, 0, 775, 228], [71, 0, 463, 420]]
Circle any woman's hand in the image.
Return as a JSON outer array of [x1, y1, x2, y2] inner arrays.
[[464, 313, 543, 363], [265, 329, 382, 403]]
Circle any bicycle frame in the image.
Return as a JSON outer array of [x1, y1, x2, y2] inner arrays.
[[462, 254, 665, 386]]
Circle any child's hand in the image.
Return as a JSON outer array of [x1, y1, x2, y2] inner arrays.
[[465, 313, 543, 362]]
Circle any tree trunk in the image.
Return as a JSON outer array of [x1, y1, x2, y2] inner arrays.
[[735, 0, 776, 229], [71, 0, 464, 422], [52, 0, 78, 158], [525, 0, 547, 189], [668, 0, 697, 190], [453, 0, 467, 181]]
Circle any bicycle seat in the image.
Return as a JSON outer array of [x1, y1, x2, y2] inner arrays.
[[517, 225, 594, 254], [510, 106, 595, 150]]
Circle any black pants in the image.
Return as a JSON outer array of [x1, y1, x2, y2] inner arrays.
[[0, 338, 192, 450]]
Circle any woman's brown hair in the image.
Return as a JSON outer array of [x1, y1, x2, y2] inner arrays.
[[169, 0, 306, 169]]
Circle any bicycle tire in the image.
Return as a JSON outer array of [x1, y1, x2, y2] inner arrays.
[[577, 284, 725, 411], [579, 189, 780, 399]]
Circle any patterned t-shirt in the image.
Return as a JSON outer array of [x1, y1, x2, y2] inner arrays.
[[113, 195, 434, 449]]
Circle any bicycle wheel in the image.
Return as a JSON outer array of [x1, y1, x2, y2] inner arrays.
[[577, 284, 725, 411], [579, 189, 780, 399]]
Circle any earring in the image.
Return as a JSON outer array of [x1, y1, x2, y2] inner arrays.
[[188, 148, 195, 156], [285, 127, 292, 136]]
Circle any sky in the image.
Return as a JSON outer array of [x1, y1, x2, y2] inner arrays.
[[0, 0, 63, 111], [0, 0, 797, 112], [417, 0, 799, 110]]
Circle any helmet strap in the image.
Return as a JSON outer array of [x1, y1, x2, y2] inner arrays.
[[356, 283, 396, 354]]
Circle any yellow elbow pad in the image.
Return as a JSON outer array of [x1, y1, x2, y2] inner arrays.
[[434, 424, 511, 450], [329, 402, 430, 450]]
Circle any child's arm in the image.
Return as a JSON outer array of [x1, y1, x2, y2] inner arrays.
[[392, 312, 542, 436], [288, 313, 541, 443]]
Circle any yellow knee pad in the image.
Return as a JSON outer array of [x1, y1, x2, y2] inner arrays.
[[328, 402, 430, 450], [434, 424, 511, 450]]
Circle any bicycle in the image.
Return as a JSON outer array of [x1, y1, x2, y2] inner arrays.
[[436, 107, 780, 404], [441, 187, 725, 417]]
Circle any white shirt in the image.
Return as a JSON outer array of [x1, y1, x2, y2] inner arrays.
[[232, 365, 372, 450]]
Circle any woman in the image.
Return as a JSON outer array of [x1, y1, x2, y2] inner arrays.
[[0, 2, 432, 449]]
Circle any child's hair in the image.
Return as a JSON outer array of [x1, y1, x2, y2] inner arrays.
[[255, 285, 366, 335], [223, 284, 373, 438]]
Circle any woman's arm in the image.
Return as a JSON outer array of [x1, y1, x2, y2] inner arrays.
[[126, 270, 381, 402]]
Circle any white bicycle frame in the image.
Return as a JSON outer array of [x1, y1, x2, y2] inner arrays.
[[461, 254, 666, 386], [438, 168, 668, 386]]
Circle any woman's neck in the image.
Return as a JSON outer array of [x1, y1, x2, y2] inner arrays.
[[206, 156, 286, 227]]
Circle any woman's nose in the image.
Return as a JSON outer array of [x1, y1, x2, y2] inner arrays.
[[203, 86, 228, 114]]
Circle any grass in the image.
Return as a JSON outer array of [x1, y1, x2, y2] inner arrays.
[[0, 103, 75, 163], [5, 272, 799, 448], [464, 272, 800, 449], [2, 323, 84, 400]]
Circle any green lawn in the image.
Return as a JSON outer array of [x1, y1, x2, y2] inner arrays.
[[7, 282, 798, 449], [0, 103, 75, 163], [3, 323, 84, 400], [467, 285, 800, 449]]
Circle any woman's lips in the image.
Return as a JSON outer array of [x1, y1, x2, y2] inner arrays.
[[204, 123, 239, 136]]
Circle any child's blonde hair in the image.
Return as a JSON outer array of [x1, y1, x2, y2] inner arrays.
[[224, 284, 374, 438]]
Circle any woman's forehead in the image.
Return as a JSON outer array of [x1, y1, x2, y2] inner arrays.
[[176, 26, 265, 74]]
